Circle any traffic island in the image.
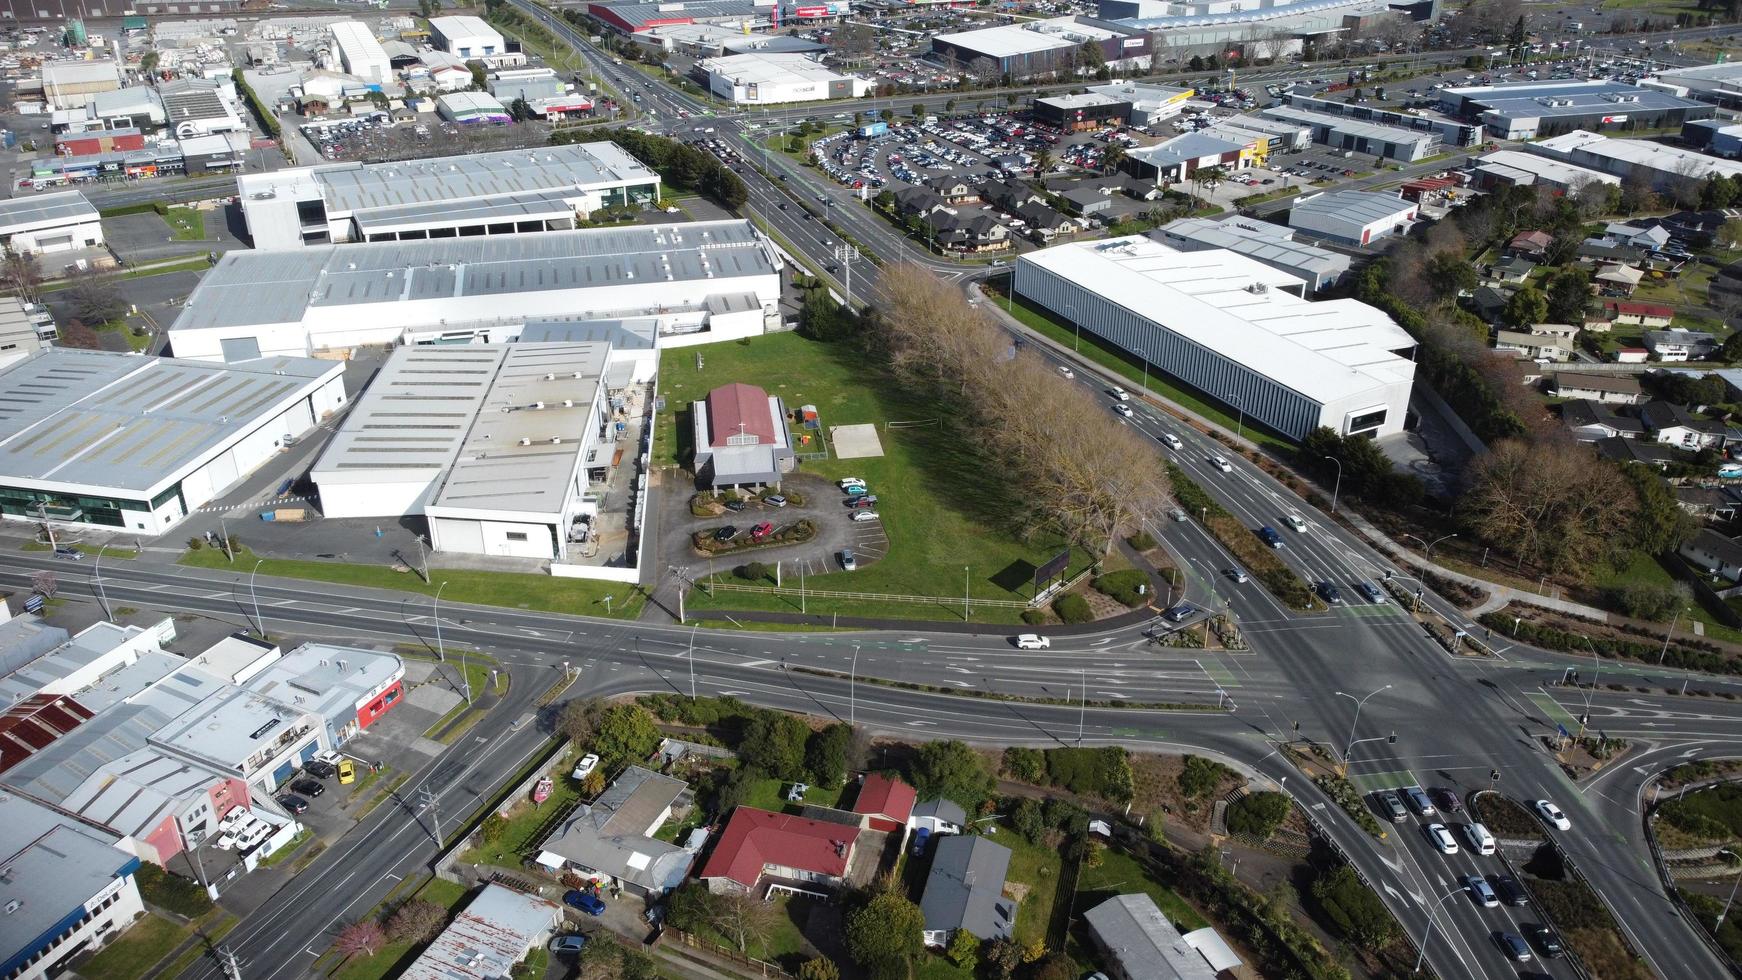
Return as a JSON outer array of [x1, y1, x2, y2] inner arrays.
[[690, 519, 819, 557], [1384, 578, 1493, 657]]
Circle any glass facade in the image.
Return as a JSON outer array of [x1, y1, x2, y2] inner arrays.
[[0, 483, 165, 528]]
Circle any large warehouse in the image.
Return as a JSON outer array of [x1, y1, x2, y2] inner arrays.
[[328, 21, 391, 85], [237, 142, 661, 248], [1155, 217, 1350, 293], [930, 17, 1151, 79], [1526, 130, 1742, 191], [1087, 81, 1193, 125], [1014, 236, 1414, 441], [1288, 190, 1418, 246], [0, 349, 345, 535], [0, 190, 103, 256], [1436, 79, 1713, 140], [312, 343, 631, 562], [701, 53, 872, 104], [1098, 0, 1431, 60], [1469, 149, 1619, 192], [428, 15, 506, 58], [1033, 92, 1131, 131], [1260, 105, 1440, 162], [167, 220, 784, 362]]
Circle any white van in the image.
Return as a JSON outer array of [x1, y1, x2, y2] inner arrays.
[[1465, 822, 1497, 856]]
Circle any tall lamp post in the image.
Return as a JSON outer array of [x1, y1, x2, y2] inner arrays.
[[1336, 684, 1392, 761], [1062, 303, 1081, 352], [1135, 347, 1149, 395], [1323, 455, 1343, 513], [1402, 532, 1458, 561], [849, 644, 860, 729], [93, 542, 113, 623], [248, 559, 266, 640], [1414, 886, 1467, 973], [1226, 393, 1244, 440]]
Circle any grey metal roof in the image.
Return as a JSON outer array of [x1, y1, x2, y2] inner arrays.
[[1082, 893, 1218, 980], [173, 220, 772, 332], [349, 188, 579, 233], [1291, 189, 1416, 226], [919, 835, 1016, 941], [1477, 88, 1707, 122], [0, 190, 99, 232], [1156, 217, 1349, 280], [58, 746, 233, 841], [912, 798, 967, 825], [536, 766, 695, 891], [158, 78, 230, 124], [518, 317, 659, 349], [1128, 132, 1244, 169], [313, 142, 656, 215], [0, 349, 340, 495], [0, 793, 135, 976], [1262, 105, 1438, 146]]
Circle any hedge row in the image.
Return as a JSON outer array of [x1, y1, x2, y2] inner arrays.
[[231, 68, 281, 140], [1476, 612, 1740, 676]]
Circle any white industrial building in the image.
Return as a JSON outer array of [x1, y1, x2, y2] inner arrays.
[[238, 142, 661, 249], [1260, 105, 1441, 162], [1155, 216, 1350, 292], [0, 349, 345, 535], [0, 191, 103, 256], [328, 21, 391, 85], [40, 60, 121, 110], [0, 298, 46, 371], [1014, 236, 1414, 440], [702, 53, 872, 104], [312, 342, 642, 562], [1527, 130, 1742, 191], [1288, 190, 1418, 247], [428, 15, 506, 59], [0, 792, 145, 980], [1470, 149, 1620, 193], [168, 220, 783, 362], [1087, 81, 1194, 125]]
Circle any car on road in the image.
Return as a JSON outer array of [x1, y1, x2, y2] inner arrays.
[[850, 511, 879, 522], [1058, 366, 1075, 379], [1425, 823, 1459, 854], [1464, 874, 1499, 907], [1168, 507, 1187, 522], [1210, 454, 1234, 473], [1379, 792, 1409, 822], [839, 549, 857, 571], [53, 547, 83, 560], [1493, 874, 1529, 906], [304, 759, 336, 779], [749, 521, 774, 541], [1110, 386, 1129, 401], [1164, 604, 1197, 623], [1535, 799, 1571, 830], [1112, 403, 1134, 419], [765, 495, 788, 508], [1259, 526, 1283, 548], [571, 753, 600, 780], [549, 935, 588, 955], [1226, 567, 1249, 584], [714, 526, 738, 542], [564, 890, 607, 916], [1355, 581, 1384, 603], [1015, 634, 1050, 650], [1317, 581, 1344, 605], [1494, 931, 1533, 962], [1430, 787, 1463, 813], [291, 778, 325, 799], [1527, 924, 1563, 957], [1161, 432, 1182, 449], [277, 795, 309, 815], [1401, 786, 1436, 817], [1284, 514, 1308, 532]]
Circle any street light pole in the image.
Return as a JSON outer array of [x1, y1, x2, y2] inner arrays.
[[433, 581, 449, 663], [688, 624, 698, 700], [1414, 886, 1466, 973], [1226, 393, 1244, 439], [964, 565, 970, 622], [93, 542, 112, 622], [1323, 455, 1343, 513], [1659, 606, 1685, 665], [850, 644, 860, 729], [1717, 851, 1742, 930], [1077, 668, 1087, 747], [1337, 684, 1393, 761], [248, 559, 266, 640], [1063, 303, 1080, 351]]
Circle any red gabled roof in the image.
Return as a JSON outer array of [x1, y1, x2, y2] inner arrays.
[[0, 694, 94, 774], [852, 774, 917, 824], [699, 807, 858, 889], [1604, 299, 1673, 318], [706, 383, 776, 448], [1510, 230, 1553, 250]]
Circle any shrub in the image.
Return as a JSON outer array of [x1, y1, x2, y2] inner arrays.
[[1021, 608, 1049, 625], [1043, 747, 1134, 802], [1002, 747, 1045, 783], [1178, 755, 1233, 799], [136, 862, 212, 917], [1053, 593, 1093, 623], [1225, 791, 1290, 838], [187, 537, 203, 551], [1127, 530, 1158, 551], [1093, 569, 1150, 607], [1311, 865, 1397, 951], [735, 561, 769, 582], [1009, 796, 1046, 841]]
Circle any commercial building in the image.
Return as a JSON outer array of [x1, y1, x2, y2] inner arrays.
[[0, 191, 102, 256], [238, 142, 661, 249], [1683, 119, 1742, 158], [1528, 130, 1742, 191], [1288, 189, 1417, 246], [1469, 149, 1619, 193], [1087, 81, 1194, 125], [1099, 0, 1431, 62], [1206, 114, 1312, 154], [1260, 105, 1440, 162], [1083, 893, 1238, 980], [0, 349, 345, 535], [168, 220, 782, 362], [158, 78, 245, 138], [1125, 131, 1248, 183], [702, 53, 871, 104], [489, 67, 567, 102], [401, 884, 563, 980], [691, 382, 795, 489], [1283, 93, 1481, 147], [41, 61, 121, 110], [438, 91, 511, 124], [1653, 61, 1742, 110], [428, 15, 506, 59], [1033, 92, 1131, 132], [535, 765, 694, 895], [328, 21, 391, 85], [919, 836, 1015, 946], [84, 87, 168, 131], [0, 299, 44, 372], [1155, 216, 1350, 292], [1014, 236, 1415, 440], [1437, 79, 1712, 140], [930, 17, 1152, 79], [0, 792, 144, 980]]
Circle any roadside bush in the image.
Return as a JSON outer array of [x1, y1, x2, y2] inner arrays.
[[1178, 755, 1234, 800], [135, 861, 212, 917], [1127, 530, 1158, 551], [1053, 593, 1093, 623], [1660, 783, 1742, 839], [1044, 746, 1134, 802], [1009, 796, 1046, 842], [187, 537, 203, 551], [1310, 865, 1397, 951], [734, 561, 769, 582], [1225, 791, 1290, 839], [1020, 608, 1049, 625], [1608, 581, 1691, 622], [1478, 612, 1738, 676], [1093, 569, 1150, 608], [1001, 747, 1045, 784]]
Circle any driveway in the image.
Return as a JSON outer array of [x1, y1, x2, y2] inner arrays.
[[654, 472, 888, 579]]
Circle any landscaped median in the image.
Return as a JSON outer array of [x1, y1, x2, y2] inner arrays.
[[1169, 463, 1325, 612], [787, 662, 1229, 712]]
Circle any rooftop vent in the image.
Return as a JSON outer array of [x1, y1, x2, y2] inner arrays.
[[5, 900, 20, 915], [519, 437, 532, 446]]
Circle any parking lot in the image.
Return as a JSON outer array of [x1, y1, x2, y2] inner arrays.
[[658, 473, 890, 580]]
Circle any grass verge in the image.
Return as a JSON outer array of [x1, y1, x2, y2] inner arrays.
[[163, 206, 205, 241], [259, 828, 314, 868], [79, 912, 185, 980]]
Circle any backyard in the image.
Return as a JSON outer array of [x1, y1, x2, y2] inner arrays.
[[659, 332, 1103, 623]]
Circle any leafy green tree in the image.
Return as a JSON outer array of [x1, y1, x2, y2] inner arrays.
[[665, 880, 717, 932], [1225, 791, 1290, 838], [1722, 330, 1742, 361], [1718, 218, 1742, 249], [845, 893, 923, 969], [908, 740, 995, 815], [467, 60, 487, 90], [739, 711, 809, 780], [804, 724, 851, 787], [1311, 865, 1398, 951], [1502, 285, 1549, 327], [796, 957, 840, 980], [1542, 266, 1592, 324], [1010, 796, 1046, 842], [1425, 250, 1476, 299], [1178, 755, 1232, 799], [1001, 747, 1045, 783], [593, 703, 660, 768], [1621, 464, 1693, 554], [946, 928, 979, 969]]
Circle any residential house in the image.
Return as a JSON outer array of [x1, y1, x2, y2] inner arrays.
[[1553, 372, 1644, 405], [1602, 299, 1672, 328], [1060, 186, 1113, 217], [1578, 238, 1647, 266], [851, 773, 917, 834], [919, 835, 1017, 947], [1680, 528, 1742, 584], [1491, 256, 1537, 284], [1646, 328, 1718, 361], [1508, 229, 1554, 258], [924, 176, 979, 205], [908, 798, 966, 836], [1471, 285, 1511, 323], [1615, 347, 1650, 363], [1015, 201, 1074, 242], [1605, 221, 1673, 252], [1494, 329, 1572, 362], [893, 186, 950, 218], [1675, 486, 1741, 521], [979, 180, 1044, 214], [1595, 436, 1697, 469], [1560, 400, 1647, 442], [399, 884, 562, 980], [930, 211, 1011, 252], [1527, 323, 1581, 343], [1083, 893, 1239, 980], [698, 807, 861, 896], [1641, 400, 1737, 450], [533, 766, 695, 897], [1594, 263, 1644, 295], [1103, 174, 1162, 201]]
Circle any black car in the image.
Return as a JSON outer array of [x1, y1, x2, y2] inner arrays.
[[1528, 925, 1563, 958], [724, 499, 747, 512], [303, 759, 336, 779], [1429, 786, 1463, 813], [714, 526, 738, 542], [1493, 875, 1529, 907], [292, 778, 325, 798], [1317, 581, 1344, 605], [277, 795, 309, 815]]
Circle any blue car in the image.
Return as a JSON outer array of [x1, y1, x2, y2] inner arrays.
[[1258, 526, 1283, 548], [564, 890, 607, 916]]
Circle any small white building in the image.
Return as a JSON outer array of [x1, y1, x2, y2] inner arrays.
[[428, 15, 506, 60], [0, 792, 145, 980], [702, 53, 872, 104], [328, 21, 390, 85], [400, 885, 562, 980], [1289, 190, 1418, 247], [0, 190, 102, 255]]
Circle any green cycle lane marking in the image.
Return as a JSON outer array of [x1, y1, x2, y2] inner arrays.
[[1529, 692, 1581, 732], [1338, 603, 1407, 621], [1348, 768, 1419, 795], [1199, 660, 1241, 690]]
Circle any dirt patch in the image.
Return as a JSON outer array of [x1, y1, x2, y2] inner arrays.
[[1130, 754, 1243, 834]]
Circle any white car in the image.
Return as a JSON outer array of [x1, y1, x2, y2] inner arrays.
[[1057, 366, 1075, 379], [1113, 403, 1134, 419], [850, 511, 879, 522], [314, 749, 343, 767], [1161, 432, 1183, 450], [1425, 823, 1459, 854], [571, 753, 600, 780], [1110, 386, 1129, 401], [1535, 800, 1571, 831], [1210, 455, 1233, 473], [1015, 634, 1050, 650], [1285, 514, 1308, 532], [838, 477, 866, 490]]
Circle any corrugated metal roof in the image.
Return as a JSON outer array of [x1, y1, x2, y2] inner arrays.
[[0, 190, 99, 232]]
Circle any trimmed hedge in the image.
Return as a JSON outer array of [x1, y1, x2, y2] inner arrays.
[[1054, 593, 1093, 623], [1093, 569, 1150, 607], [1477, 612, 1738, 676]]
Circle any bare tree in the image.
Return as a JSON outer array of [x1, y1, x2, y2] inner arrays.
[[970, 56, 1000, 90], [333, 920, 387, 959], [710, 890, 776, 953], [30, 570, 56, 598], [387, 900, 448, 945], [557, 697, 605, 745], [3, 252, 41, 303], [1459, 439, 1633, 575]]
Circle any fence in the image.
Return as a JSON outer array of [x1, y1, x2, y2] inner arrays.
[[659, 927, 795, 978]]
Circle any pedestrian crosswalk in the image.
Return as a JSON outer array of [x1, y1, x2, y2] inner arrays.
[[187, 494, 315, 517]]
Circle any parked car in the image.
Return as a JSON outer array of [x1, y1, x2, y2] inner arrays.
[[564, 890, 607, 916], [749, 522, 773, 541], [765, 495, 788, 508], [840, 549, 857, 571], [725, 499, 747, 512], [291, 778, 325, 799], [1015, 634, 1050, 649], [277, 795, 309, 815], [839, 477, 866, 490], [549, 935, 588, 955], [571, 753, 600, 780], [714, 526, 738, 542], [844, 484, 870, 497], [337, 759, 356, 784], [304, 759, 336, 779], [847, 495, 878, 509], [851, 511, 879, 522]]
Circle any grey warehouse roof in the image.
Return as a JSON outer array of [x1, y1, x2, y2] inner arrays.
[[313, 142, 655, 215], [0, 190, 98, 231], [1084, 893, 1218, 979], [0, 349, 340, 495], [349, 187, 580, 234], [1262, 105, 1436, 145], [1292, 189, 1416, 225], [1156, 217, 1348, 280], [0, 792, 135, 976], [173, 220, 773, 333]]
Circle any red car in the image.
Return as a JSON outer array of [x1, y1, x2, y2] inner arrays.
[[750, 522, 774, 541]]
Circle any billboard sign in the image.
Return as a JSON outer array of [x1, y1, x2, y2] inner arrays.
[[1122, 37, 1144, 48], [1034, 548, 1070, 589], [1601, 114, 1628, 123], [795, 5, 829, 16]]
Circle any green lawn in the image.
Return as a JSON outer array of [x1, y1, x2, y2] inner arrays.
[[463, 759, 584, 868], [259, 828, 314, 867], [686, 893, 814, 965], [738, 774, 845, 814], [660, 333, 1102, 623], [79, 912, 185, 980], [21, 541, 137, 558], [482, 10, 584, 73], [998, 829, 1065, 949], [331, 879, 470, 980], [1592, 551, 1742, 645], [984, 284, 1294, 452], [1075, 848, 1206, 933], [179, 545, 644, 619], [162, 206, 205, 241], [913, 954, 976, 980]]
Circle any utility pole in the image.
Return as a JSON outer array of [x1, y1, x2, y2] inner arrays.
[[248, 559, 266, 640], [833, 242, 859, 306], [1324, 455, 1343, 513], [219, 516, 232, 562], [434, 581, 449, 664], [415, 534, 430, 583], [688, 624, 697, 700], [1077, 668, 1086, 747], [1659, 606, 1684, 665], [850, 644, 860, 729], [417, 785, 443, 845], [215, 945, 243, 980], [964, 565, 970, 622], [36, 502, 57, 550], [93, 542, 112, 622]]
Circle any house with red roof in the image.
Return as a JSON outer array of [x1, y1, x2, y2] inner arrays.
[[689, 382, 794, 490], [1593, 299, 1674, 330], [698, 807, 861, 896], [851, 773, 917, 835]]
